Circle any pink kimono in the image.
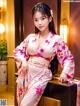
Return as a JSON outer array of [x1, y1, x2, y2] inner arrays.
[[14, 32, 75, 106]]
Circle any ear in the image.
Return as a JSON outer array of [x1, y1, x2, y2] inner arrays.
[[49, 16, 52, 23]]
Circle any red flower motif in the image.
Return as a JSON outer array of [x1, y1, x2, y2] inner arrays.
[[36, 86, 43, 95], [40, 49, 44, 52], [18, 87, 23, 96]]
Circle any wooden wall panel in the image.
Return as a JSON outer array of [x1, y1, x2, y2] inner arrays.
[[70, 3, 80, 78]]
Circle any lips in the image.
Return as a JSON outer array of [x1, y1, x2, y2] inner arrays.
[[38, 26, 44, 29]]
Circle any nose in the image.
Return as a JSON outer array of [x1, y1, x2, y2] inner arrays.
[[38, 20, 42, 25]]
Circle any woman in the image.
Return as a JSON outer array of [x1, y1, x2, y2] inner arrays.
[[14, 2, 75, 106]]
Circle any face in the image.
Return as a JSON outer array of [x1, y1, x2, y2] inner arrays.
[[33, 11, 51, 32]]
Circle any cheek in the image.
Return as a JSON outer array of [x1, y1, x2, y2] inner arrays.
[[44, 22, 49, 28], [34, 21, 38, 27], [47, 20, 50, 25], [43, 20, 49, 26]]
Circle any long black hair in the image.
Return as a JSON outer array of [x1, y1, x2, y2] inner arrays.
[[32, 2, 58, 75]]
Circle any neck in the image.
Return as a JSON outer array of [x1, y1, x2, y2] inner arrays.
[[40, 29, 50, 37]]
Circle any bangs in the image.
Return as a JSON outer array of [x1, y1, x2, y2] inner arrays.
[[32, 3, 51, 17]]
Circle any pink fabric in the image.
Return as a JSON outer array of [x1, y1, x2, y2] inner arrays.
[[14, 32, 75, 106], [36, 86, 43, 95], [20, 58, 52, 106]]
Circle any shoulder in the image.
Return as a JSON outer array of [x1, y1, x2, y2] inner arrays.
[[24, 33, 36, 41], [54, 34, 61, 39], [54, 34, 64, 43], [49, 33, 63, 43]]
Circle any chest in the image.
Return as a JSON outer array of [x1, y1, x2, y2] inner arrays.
[[27, 35, 57, 58]]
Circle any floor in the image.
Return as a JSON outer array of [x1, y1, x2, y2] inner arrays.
[[0, 91, 14, 106]]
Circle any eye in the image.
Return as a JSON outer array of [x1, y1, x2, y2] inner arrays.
[[41, 17, 46, 20], [34, 19, 38, 22]]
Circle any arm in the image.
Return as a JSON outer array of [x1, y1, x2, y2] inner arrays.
[[56, 37, 75, 82], [13, 36, 29, 75]]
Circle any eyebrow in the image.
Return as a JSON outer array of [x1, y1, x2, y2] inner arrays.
[[34, 15, 47, 19]]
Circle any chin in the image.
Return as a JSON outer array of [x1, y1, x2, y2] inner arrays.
[[38, 28, 46, 32]]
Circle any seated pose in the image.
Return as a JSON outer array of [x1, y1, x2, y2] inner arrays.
[[14, 2, 75, 106]]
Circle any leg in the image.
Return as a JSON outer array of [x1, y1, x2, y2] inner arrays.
[[20, 79, 48, 106], [20, 64, 52, 106]]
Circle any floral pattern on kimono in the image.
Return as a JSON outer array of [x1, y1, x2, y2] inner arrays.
[[14, 32, 75, 106]]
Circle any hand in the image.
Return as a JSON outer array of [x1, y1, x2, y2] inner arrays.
[[18, 60, 28, 76], [59, 77, 68, 83], [59, 72, 68, 83]]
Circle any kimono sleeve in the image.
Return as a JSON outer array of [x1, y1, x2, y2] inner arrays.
[[13, 36, 29, 69], [56, 37, 75, 80]]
